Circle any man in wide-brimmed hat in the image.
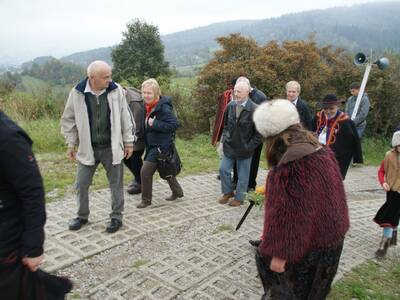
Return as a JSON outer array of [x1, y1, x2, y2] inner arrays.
[[312, 94, 363, 179]]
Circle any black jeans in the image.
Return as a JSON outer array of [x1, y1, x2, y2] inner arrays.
[[124, 149, 144, 184]]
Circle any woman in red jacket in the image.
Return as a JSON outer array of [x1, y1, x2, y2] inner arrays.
[[374, 130, 400, 257], [253, 99, 350, 299]]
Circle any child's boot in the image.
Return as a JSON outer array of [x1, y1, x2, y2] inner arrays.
[[375, 236, 391, 258], [390, 230, 397, 246]]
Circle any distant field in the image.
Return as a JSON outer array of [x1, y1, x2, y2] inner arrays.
[[19, 75, 71, 101], [174, 64, 204, 77]]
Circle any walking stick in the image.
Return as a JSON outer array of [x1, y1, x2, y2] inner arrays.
[[236, 200, 254, 231]]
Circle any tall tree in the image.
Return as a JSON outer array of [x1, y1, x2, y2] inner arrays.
[[112, 19, 171, 87]]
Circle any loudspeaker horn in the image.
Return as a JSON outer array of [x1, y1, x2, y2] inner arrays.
[[374, 57, 389, 70], [354, 52, 367, 65]]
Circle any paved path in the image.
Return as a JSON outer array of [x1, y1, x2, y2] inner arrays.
[[41, 166, 398, 299]]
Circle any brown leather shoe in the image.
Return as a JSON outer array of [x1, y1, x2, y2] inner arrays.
[[165, 193, 184, 201], [228, 199, 242, 206], [136, 201, 151, 209], [218, 192, 234, 204]]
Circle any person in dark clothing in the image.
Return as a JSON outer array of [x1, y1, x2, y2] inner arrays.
[[124, 87, 145, 195], [0, 111, 72, 299], [313, 94, 363, 179], [253, 99, 349, 299], [136, 78, 183, 209], [218, 80, 262, 206], [232, 76, 268, 191], [286, 81, 313, 131]]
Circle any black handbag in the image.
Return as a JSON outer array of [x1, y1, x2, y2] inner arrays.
[[156, 144, 182, 180]]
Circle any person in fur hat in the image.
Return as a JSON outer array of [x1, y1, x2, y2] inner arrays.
[[312, 94, 363, 179], [374, 130, 400, 257], [253, 99, 349, 299]]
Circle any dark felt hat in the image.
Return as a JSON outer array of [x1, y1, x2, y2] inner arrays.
[[321, 94, 340, 108], [350, 82, 361, 90]]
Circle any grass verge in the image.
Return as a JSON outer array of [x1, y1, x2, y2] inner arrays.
[[36, 134, 220, 202], [329, 258, 400, 299]]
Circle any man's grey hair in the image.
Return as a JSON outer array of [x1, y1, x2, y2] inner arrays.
[[234, 80, 251, 93], [87, 60, 111, 77], [236, 76, 251, 87]]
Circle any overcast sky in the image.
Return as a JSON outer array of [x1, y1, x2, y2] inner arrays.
[[0, 0, 393, 64]]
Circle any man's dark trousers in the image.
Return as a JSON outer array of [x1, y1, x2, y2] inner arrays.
[[124, 149, 144, 184]]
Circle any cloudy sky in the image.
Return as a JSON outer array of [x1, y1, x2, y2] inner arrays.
[[0, 0, 393, 64]]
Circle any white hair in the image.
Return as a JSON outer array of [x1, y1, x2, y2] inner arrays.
[[236, 76, 250, 86], [87, 60, 111, 77], [234, 80, 251, 93]]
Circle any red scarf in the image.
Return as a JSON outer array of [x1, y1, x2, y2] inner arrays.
[[145, 98, 159, 117]]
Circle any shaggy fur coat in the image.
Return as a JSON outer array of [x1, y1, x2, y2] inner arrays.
[[259, 146, 349, 263]]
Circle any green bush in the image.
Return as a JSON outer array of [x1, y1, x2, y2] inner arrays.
[[164, 77, 200, 137]]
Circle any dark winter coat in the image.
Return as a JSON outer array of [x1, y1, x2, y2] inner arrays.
[[0, 254, 72, 300], [296, 97, 313, 131], [0, 111, 46, 259], [313, 110, 363, 179], [259, 146, 349, 263], [249, 88, 268, 105], [221, 99, 262, 159], [144, 96, 179, 162]]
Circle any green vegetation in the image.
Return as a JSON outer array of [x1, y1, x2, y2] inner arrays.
[[172, 64, 204, 77], [132, 259, 148, 268], [29, 133, 219, 201], [213, 224, 233, 234], [23, 58, 85, 85], [112, 19, 171, 87], [195, 34, 400, 136], [329, 259, 400, 299], [362, 137, 391, 166]]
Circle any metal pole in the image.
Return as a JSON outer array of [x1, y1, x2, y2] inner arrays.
[[351, 63, 372, 120]]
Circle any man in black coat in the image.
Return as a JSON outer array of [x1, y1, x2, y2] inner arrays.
[[0, 111, 72, 299], [312, 94, 363, 179], [218, 81, 262, 206], [233, 77, 268, 191], [286, 81, 313, 131]]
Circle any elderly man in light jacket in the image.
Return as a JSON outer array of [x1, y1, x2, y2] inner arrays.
[[61, 60, 135, 233]]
